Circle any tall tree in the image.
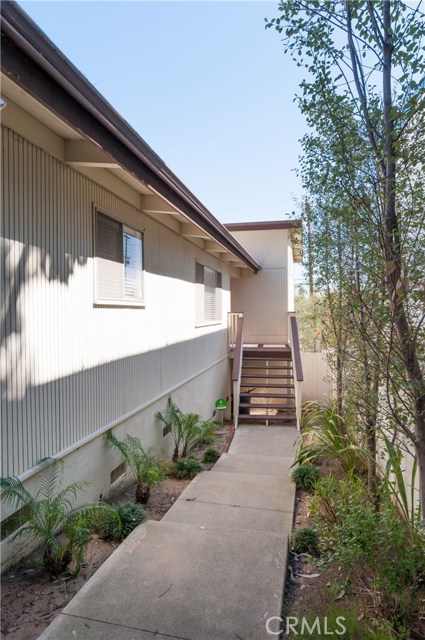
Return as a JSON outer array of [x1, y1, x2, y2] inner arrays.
[[267, 1, 425, 515]]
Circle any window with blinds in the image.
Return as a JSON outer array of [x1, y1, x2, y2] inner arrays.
[[196, 263, 222, 324], [95, 210, 143, 303]]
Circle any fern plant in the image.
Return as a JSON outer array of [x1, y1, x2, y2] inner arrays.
[[0, 458, 115, 576], [105, 431, 164, 503]]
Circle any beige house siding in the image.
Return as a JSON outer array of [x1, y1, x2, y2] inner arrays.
[[228, 229, 290, 344], [1, 125, 231, 480]]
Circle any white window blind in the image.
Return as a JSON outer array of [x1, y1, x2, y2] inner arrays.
[[196, 263, 222, 323], [123, 226, 143, 299], [96, 211, 143, 302]]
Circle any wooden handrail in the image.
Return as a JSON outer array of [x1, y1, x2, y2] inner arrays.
[[232, 315, 244, 382], [290, 316, 304, 382]]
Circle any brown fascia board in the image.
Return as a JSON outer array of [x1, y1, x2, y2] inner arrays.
[[225, 220, 302, 231], [0, 2, 260, 274]]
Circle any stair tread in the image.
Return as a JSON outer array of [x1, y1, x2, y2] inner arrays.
[[239, 403, 296, 409], [242, 351, 292, 362], [238, 414, 297, 421], [240, 383, 295, 388], [241, 374, 293, 379], [240, 393, 295, 398], [242, 365, 293, 370]]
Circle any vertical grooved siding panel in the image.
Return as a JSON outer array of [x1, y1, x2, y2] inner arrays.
[[1, 127, 229, 478]]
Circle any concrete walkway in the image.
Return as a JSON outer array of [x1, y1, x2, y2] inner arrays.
[[39, 425, 298, 640]]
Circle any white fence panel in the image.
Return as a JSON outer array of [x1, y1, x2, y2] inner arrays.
[[301, 352, 334, 403]]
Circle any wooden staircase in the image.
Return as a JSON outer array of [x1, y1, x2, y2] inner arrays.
[[238, 346, 296, 426]]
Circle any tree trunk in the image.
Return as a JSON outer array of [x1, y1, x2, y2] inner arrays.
[[135, 483, 150, 504], [380, 1, 425, 519]]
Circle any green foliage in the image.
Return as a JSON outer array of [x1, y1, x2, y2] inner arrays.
[[179, 412, 203, 457], [296, 401, 369, 474], [291, 463, 320, 492], [196, 420, 218, 445], [312, 475, 425, 635], [156, 397, 215, 458], [293, 526, 319, 555], [291, 604, 396, 640], [104, 432, 164, 503], [97, 501, 146, 542], [203, 448, 221, 464], [155, 397, 185, 461], [0, 458, 116, 576], [266, 0, 425, 520], [382, 434, 421, 525], [156, 458, 177, 477], [295, 292, 323, 352], [174, 457, 203, 479]]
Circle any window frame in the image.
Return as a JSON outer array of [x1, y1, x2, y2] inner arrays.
[[195, 261, 223, 327], [94, 206, 145, 307]]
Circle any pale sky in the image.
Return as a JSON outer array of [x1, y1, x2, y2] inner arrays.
[[19, 1, 308, 226]]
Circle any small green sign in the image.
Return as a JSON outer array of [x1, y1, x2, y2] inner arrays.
[[215, 398, 227, 410]]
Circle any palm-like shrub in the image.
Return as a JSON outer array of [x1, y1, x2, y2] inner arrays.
[[196, 420, 218, 445], [105, 432, 164, 503], [0, 458, 115, 576], [180, 412, 203, 457], [174, 457, 203, 479], [97, 501, 146, 542], [156, 397, 214, 458], [203, 448, 221, 464], [155, 397, 184, 461], [296, 400, 368, 474]]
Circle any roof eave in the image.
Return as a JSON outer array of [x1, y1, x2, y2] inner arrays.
[[0, 1, 261, 274]]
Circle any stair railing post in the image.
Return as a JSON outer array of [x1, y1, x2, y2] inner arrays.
[[288, 313, 304, 431], [232, 314, 244, 429]]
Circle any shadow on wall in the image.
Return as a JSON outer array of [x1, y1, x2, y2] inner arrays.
[[1, 328, 229, 478]]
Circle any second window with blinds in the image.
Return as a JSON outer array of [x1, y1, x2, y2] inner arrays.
[[196, 262, 222, 325]]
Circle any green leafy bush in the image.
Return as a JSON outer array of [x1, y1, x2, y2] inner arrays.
[[174, 457, 203, 479], [105, 432, 164, 503], [293, 527, 319, 554], [296, 400, 369, 474], [291, 464, 320, 492], [203, 448, 221, 464], [292, 604, 396, 640], [312, 474, 425, 635], [156, 397, 216, 458], [98, 501, 146, 542], [0, 458, 116, 576], [196, 421, 218, 445]]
